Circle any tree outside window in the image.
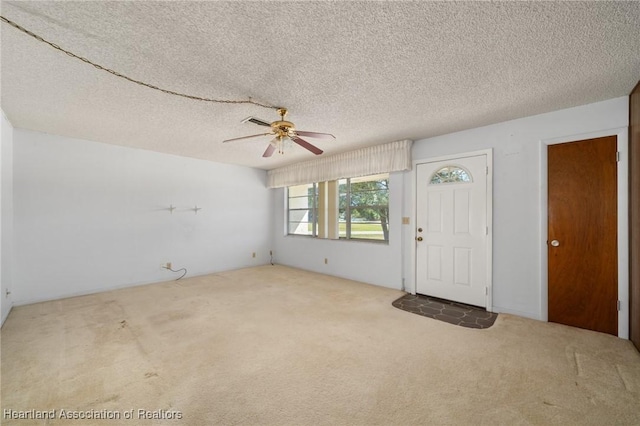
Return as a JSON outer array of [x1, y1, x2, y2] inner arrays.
[[339, 174, 389, 241], [287, 174, 389, 242]]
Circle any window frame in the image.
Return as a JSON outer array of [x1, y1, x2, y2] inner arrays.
[[286, 183, 318, 237], [428, 165, 473, 185], [286, 173, 390, 243], [339, 174, 390, 242]]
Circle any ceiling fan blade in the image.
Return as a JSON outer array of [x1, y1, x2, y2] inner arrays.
[[223, 132, 273, 143], [263, 144, 276, 158], [291, 135, 323, 155], [241, 117, 272, 127], [295, 130, 336, 140]]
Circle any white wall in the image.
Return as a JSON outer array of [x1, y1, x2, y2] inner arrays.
[[12, 129, 273, 304], [272, 172, 405, 290], [406, 96, 629, 319], [4, 96, 630, 323], [272, 97, 628, 321], [1, 111, 15, 325]]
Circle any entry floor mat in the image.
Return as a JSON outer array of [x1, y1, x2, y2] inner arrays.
[[392, 293, 498, 329]]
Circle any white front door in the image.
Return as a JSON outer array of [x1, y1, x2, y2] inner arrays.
[[416, 154, 489, 307]]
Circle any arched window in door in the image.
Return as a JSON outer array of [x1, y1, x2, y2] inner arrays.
[[429, 166, 472, 184]]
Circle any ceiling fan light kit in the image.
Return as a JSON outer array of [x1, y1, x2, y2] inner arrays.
[[224, 107, 335, 158]]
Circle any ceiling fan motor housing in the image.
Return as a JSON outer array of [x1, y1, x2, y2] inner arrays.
[[272, 108, 294, 137], [271, 120, 295, 137]]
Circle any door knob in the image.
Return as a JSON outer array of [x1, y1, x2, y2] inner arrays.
[[551, 240, 560, 247], [416, 236, 423, 241]]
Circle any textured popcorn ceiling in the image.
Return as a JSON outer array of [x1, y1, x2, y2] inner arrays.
[[1, 1, 639, 170]]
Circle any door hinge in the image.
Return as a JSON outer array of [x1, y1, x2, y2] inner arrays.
[[617, 300, 621, 311], [485, 287, 489, 295], [616, 151, 620, 162], [486, 166, 489, 175], [486, 226, 489, 235]]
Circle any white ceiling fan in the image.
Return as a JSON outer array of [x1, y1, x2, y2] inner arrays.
[[223, 108, 335, 157]]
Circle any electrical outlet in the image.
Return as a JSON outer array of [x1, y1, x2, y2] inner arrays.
[[324, 258, 328, 264], [162, 262, 172, 270], [252, 252, 256, 258]]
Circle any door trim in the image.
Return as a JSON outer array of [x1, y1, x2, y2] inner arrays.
[[540, 127, 629, 338], [411, 149, 493, 311]]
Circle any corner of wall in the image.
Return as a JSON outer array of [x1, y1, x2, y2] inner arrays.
[[1, 109, 15, 327], [0, 301, 13, 328]]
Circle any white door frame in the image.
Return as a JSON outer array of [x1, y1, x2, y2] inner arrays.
[[540, 127, 629, 338], [412, 149, 493, 311]]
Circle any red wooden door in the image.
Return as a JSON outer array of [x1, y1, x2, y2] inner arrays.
[[629, 81, 640, 351], [548, 136, 618, 335]]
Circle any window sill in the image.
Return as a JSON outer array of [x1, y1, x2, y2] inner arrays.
[[285, 234, 389, 245]]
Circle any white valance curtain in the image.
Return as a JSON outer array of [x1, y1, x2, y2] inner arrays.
[[266, 139, 413, 188]]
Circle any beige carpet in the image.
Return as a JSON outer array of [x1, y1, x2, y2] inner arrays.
[[1, 265, 639, 425]]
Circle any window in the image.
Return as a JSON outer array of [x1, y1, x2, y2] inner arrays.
[[287, 174, 389, 242], [339, 174, 390, 241], [287, 183, 317, 236], [429, 166, 472, 184]]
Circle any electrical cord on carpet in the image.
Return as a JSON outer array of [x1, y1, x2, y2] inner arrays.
[[163, 266, 187, 280]]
